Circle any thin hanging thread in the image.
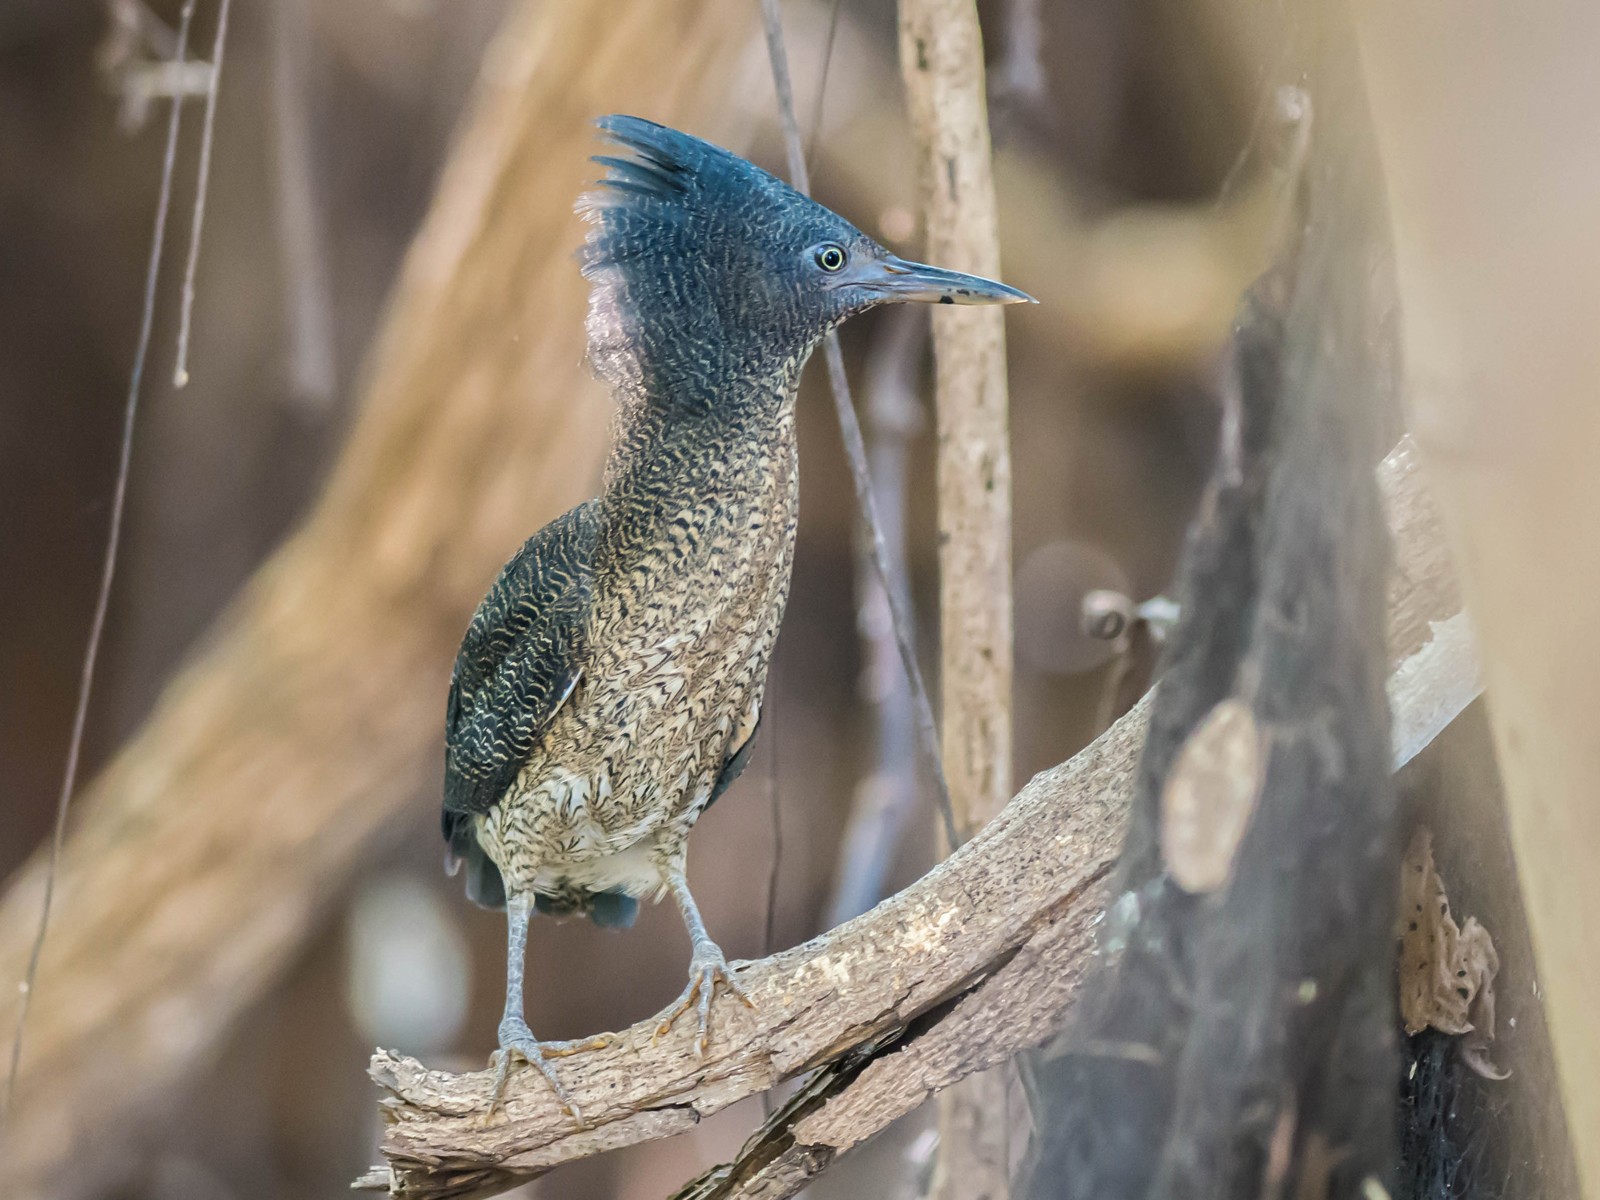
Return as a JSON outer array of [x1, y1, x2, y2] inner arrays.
[[757, 0, 960, 851], [2, 0, 201, 1122], [174, 0, 232, 387]]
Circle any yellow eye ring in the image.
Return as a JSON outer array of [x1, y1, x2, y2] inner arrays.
[[814, 244, 847, 272]]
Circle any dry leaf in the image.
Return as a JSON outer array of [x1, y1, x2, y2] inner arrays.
[[1161, 698, 1265, 893], [1397, 826, 1508, 1079]]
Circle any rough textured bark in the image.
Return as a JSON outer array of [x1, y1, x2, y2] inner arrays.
[[0, 1, 757, 1193], [353, 438, 1459, 1200], [1357, 6, 1600, 1195], [897, 3, 1016, 1195]]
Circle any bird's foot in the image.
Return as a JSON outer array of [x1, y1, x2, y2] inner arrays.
[[486, 1019, 606, 1125], [654, 945, 757, 1055]]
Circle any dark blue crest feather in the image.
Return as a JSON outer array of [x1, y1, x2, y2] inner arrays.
[[575, 115, 871, 405], [576, 116, 788, 276]]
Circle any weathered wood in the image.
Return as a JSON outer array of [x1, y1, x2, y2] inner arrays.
[[665, 880, 1112, 1200], [0, 1, 758, 1193], [356, 437, 1459, 1200]]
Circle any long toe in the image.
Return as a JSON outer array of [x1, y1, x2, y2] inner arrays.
[[487, 1034, 583, 1125], [657, 955, 757, 1054]]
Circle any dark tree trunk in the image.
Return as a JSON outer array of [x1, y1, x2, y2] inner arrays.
[[1017, 13, 1405, 1198]]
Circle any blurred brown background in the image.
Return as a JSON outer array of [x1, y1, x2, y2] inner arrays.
[[0, 0, 1264, 1195]]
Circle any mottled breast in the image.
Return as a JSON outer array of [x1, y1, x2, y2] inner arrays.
[[480, 404, 798, 897]]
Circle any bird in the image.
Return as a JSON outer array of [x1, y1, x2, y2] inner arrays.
[[440, 114, 1031, 1118]]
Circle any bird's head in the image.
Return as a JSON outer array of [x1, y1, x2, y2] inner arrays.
[[578, 115, 1031, 409]]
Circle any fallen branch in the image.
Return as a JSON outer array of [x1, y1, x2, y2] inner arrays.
[[357, 436, 1463, 1199]]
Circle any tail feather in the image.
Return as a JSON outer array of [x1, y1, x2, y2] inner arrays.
[[442, 810, 640, 927], [534, 887, 640, 928], [587, 890, 640, 928], [443, 810, 506, 910], [464, 846, 507, 910]]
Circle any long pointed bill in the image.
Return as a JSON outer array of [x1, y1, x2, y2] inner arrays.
[[842, 254, 1035, 305]]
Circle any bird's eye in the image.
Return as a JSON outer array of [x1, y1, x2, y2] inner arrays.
[[814, 244, 847, 273]]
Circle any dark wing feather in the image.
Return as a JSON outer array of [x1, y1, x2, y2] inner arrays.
[[704, 709, 762, 814], [443, 501, 600, 822]]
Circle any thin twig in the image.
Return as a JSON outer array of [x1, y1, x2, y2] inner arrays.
[[758, 0, 959, 850], [826, 309, 927, 927], [805, 0, 845, 170], [269, 0, 337, 408], [2, 0, 198, 1123], [173, 0, 230, 388], [991, 0, 1046, 119]]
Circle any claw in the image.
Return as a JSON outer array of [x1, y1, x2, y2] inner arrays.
[[542, 1032, 616, 1059]]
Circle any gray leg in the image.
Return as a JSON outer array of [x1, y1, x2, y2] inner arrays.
[[499, 892, 534, 1037], [488, 894, 608, 1121], [657, 869, 756, 1054]]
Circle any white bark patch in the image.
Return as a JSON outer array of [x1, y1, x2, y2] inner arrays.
[[1160, 698, 1265, 894]]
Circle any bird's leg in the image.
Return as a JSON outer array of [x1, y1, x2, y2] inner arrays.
[[487, 893, 601, 1123], [655, 869, 757, 1054]]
